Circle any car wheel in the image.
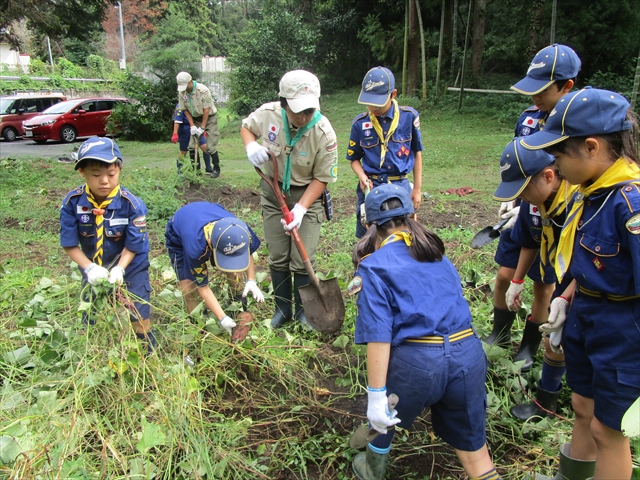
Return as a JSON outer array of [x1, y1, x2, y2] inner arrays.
[[60, 125, 77, 143], [2, 127, 18, 142]]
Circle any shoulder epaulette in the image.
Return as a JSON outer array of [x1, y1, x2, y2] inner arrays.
[[524, 105, 539, 112], [352, 112, 369, 125], [620, 183, 640, 213], [400, 106, 419, 116], [120, 188, 143, 209], [62, 185, 85, 205]]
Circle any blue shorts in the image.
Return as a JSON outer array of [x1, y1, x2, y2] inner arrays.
[[178, 128, 207, 152], [165, 227, 216, 284], [384, 334, 488, 452], [356, 178, 411, 238], [563, 294, 640, 431], [494, 228, 554, 284]]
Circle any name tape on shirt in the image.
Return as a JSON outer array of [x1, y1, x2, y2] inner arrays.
[[110, 218, 129, 226]]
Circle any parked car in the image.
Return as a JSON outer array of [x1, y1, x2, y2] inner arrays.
[[22, 97, 127, 143], [0, 93, 67, 141]]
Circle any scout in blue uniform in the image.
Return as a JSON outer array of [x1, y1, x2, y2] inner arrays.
[[346, 67, 423, 238], [171, 103, 212, 175], [59, 137, 156, 352], [165, 202, 264, 335], [350, 184, 500, 480], [485, 44, 581, 372], [522, 88, 640, 480]]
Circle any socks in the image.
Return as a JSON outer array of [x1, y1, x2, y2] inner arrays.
[[471, 467, 501, 480], [539, 354, 566, 392]]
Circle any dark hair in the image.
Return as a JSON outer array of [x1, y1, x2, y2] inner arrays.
[[545, 109, 639, 164], [279, 97, 317, 116], [554, 78, 575, 91], [352, 198, 444, 268], [77, 159, 123, 170]]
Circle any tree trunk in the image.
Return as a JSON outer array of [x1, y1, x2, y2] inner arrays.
[[435, 0, 445, 96], [527, 0, 544, 60], [471, 0, 486, 77], [407, 0, 420, 96], [414, 0, 427, 109], [402, 0, 409, 96]]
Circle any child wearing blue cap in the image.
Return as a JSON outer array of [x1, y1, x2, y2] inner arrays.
[[485, 44, 581, 373], [350, 184, 500, 480], [347, 66, 423, 238], [60, 137, 156, 352], [165, 202, 264, 335], [521, 88, 640, 480], [171, 103, 213, 176]]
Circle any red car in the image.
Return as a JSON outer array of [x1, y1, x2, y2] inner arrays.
[[22, 97, 127, 143]]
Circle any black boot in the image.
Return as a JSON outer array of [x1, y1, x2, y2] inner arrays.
[[232, 291, 248, 311], [483, 307, 516, 348], [530, 443, 595, 480], [513, 316, 543, 371], [203, 152, 212, 173], [176, 157, 183, 174], [293, 273, 314, 330], [510, 380, 561, 421], [210, 151, 220, 178], [270, 269, 292, 328]]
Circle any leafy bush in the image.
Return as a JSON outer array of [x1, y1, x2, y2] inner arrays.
[[586, 69, 635, 98], [86, 55, 105, 78], [56, 58, 84, 78]]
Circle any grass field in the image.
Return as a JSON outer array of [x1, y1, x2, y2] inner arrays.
[[0, 91, 638, 479]]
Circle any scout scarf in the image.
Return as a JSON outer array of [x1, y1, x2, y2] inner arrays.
[[86, 184, 121, 265], [280, 109, 322, 194], [538, 180, 580, 280], [555, 158, 640, 281], [369, 99, 400, 168], [380, 230, 412, 248]]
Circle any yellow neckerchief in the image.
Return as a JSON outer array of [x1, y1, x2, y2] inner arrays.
[[538, 180, 580, 280], [85, 184, 121, 265], [555, 158, 640, 281], [380, 230, 412, 248], [369, 99, 400, 168]]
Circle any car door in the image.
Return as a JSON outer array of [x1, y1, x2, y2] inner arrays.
[[75, 100, 100, 136], [95, 100, 115, 135]]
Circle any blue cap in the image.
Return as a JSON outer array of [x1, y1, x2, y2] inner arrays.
[[493, 139, 555, 201], [211, 217, 252, 272], [358, 67, 396, 107], [520, 87, 632, 150], [365, 184, 414, 225], [75, 137, 122, 170], [511, 44, 581, 95]]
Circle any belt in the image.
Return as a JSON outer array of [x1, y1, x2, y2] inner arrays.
[[578, 286, 640, 302], [369, 174, 408, 182], [404, 328, 475, 344]]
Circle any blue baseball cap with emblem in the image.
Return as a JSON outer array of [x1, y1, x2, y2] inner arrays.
[[75, 137, 123, 170], [520, 87, 632, 150], [511, 44, 581, 95], [365, 183, 414, 225], [358, 67, 396, 107], [493, 139, 555, 201], [211, 217, 252, 272]]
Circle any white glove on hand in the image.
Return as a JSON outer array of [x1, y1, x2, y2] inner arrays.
[[505, 280, 525, 311], [242, 280, 265, 302], [245, 141, 270, 167], [539, 296, 569, 334], [220, 315, 237, 335], [195, 127, 204, 136], [367, 387, 401, 434], [549, 328, 564, 354], [84, 263, 109, 285], [499, 201, 516, 216], [501, 206, 521, 230], [108, 266, 125, 285], [281, 203, 307, 232], [190, 125, 199, 136]]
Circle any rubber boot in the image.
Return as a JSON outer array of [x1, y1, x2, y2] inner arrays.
[[232, 291, 248, 311], [189, 150, 200, 170], [210, 151, 220, 178], [293, 273, 314, 330], [352, 444, 389, 480], [176, 158, 183, 174], [483, 307, 516, 348], [135, 328, 157, 356], [203, 152, 212, 173], [510, 380, 561, 421], [529, 443, 595, 480], [270, 269, 292, 328], [513, 316, 543, 372]]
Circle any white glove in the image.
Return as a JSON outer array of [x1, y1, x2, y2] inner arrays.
[[245, 141, 270, 167], [367, 387, 401, 434], [501, 206, 521, 230], [195, 127, 204, 136], [108, 266, 125, 285], [220, 315, 237, 335], [84, 263, 109, 285], [539, 296, 569, 334], [281, 203, 307, 231], [505, 279, 525, 311], [499, 201, 516, 216], [549, 328, 564, 354], [190, 125, 199, 136], [242, 280, 265, 303]]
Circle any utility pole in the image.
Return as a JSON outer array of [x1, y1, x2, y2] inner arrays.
[[117, 2, 126, 70], [550, 0, 557, 44], [46, 36, 54, 73]]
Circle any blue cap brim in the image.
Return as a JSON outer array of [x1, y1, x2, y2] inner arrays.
[[511, 77, 556, 96], [358, 91, 390, 107], [493, 177, 531, 202], [213, 249, 250, 273], [519, 131, 568, 150]]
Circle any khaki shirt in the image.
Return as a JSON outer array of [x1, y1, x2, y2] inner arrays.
[[178, 82, 217, 118], [242, 102, 338, 186]]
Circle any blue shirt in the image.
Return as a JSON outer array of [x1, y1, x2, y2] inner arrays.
[[174, 104, 189, 130], [60, 185, 149, 275], [346, 103, 423, 176], [515, 106, 547, 137], [354, 238, 472, 346], [166, 202, 261, 287], [511, 201, 546, 249]]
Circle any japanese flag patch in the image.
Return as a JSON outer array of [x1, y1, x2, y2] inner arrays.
[[522, 116, 539, 128], [268, 123, 280, 135], [77, 205, 92, 214], [529, 204, 541, 216], [362, 121, 373, 130]]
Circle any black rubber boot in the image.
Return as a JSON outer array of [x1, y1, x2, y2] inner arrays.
[[293, 273, 314, 330], [210, 151, 220, 178], [483, 307, 516, 348], [135, 328, 157, 356], [510, 380, 561, 421], [176, 158, 183, 174], [513, 316, 543, 372], [203, 152, 212, 173], [232, 291, 248, 311], [529, 443, 595, 480], [270, 269, 292, 328], [352, 444, 389, 480]]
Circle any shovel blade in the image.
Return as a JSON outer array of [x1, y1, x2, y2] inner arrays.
[[298, 277, 345, 334], [470, 226, 502, 248]]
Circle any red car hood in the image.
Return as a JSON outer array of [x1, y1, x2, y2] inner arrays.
[[24, 114, 62, 126]]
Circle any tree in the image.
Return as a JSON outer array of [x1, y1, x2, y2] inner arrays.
[[471, 0, 486, 76]]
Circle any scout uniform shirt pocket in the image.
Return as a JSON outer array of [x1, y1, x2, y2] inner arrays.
[[105, 218, 129, 241], [577, 233, 621, 284], [360, 136, 380, 149]]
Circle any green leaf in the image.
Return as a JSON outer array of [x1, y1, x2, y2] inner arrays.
[[136, 420, 167, 453], [332, 335, 349, 349], [0, 436, 23, 464], [3, 345, 31, 365]]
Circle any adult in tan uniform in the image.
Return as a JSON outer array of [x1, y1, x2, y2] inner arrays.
[[241, 70, 339, 330], [176, 71, 221, 178]]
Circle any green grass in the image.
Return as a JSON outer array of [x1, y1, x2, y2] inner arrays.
[[1, 93, 638, 479]]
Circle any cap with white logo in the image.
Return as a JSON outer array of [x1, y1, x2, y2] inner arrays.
[[511, 44, 581, 95], [358, 67, 395, 107], [278, 70, 321, 113], [210, 217, 252, 272], [75, 137, 123, 170]]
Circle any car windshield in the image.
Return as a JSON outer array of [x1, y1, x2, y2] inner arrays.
[[0, 98, 15, 114], [41, 99, 81, 115]]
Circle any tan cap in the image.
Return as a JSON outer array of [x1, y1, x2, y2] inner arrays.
[[176, 71, 192, 92], [278, 70, 320, 113]]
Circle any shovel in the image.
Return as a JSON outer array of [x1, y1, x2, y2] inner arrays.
[[349, 394, 399, 449], [255, 151, 345, 334], [470, 218, 509, 249]]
